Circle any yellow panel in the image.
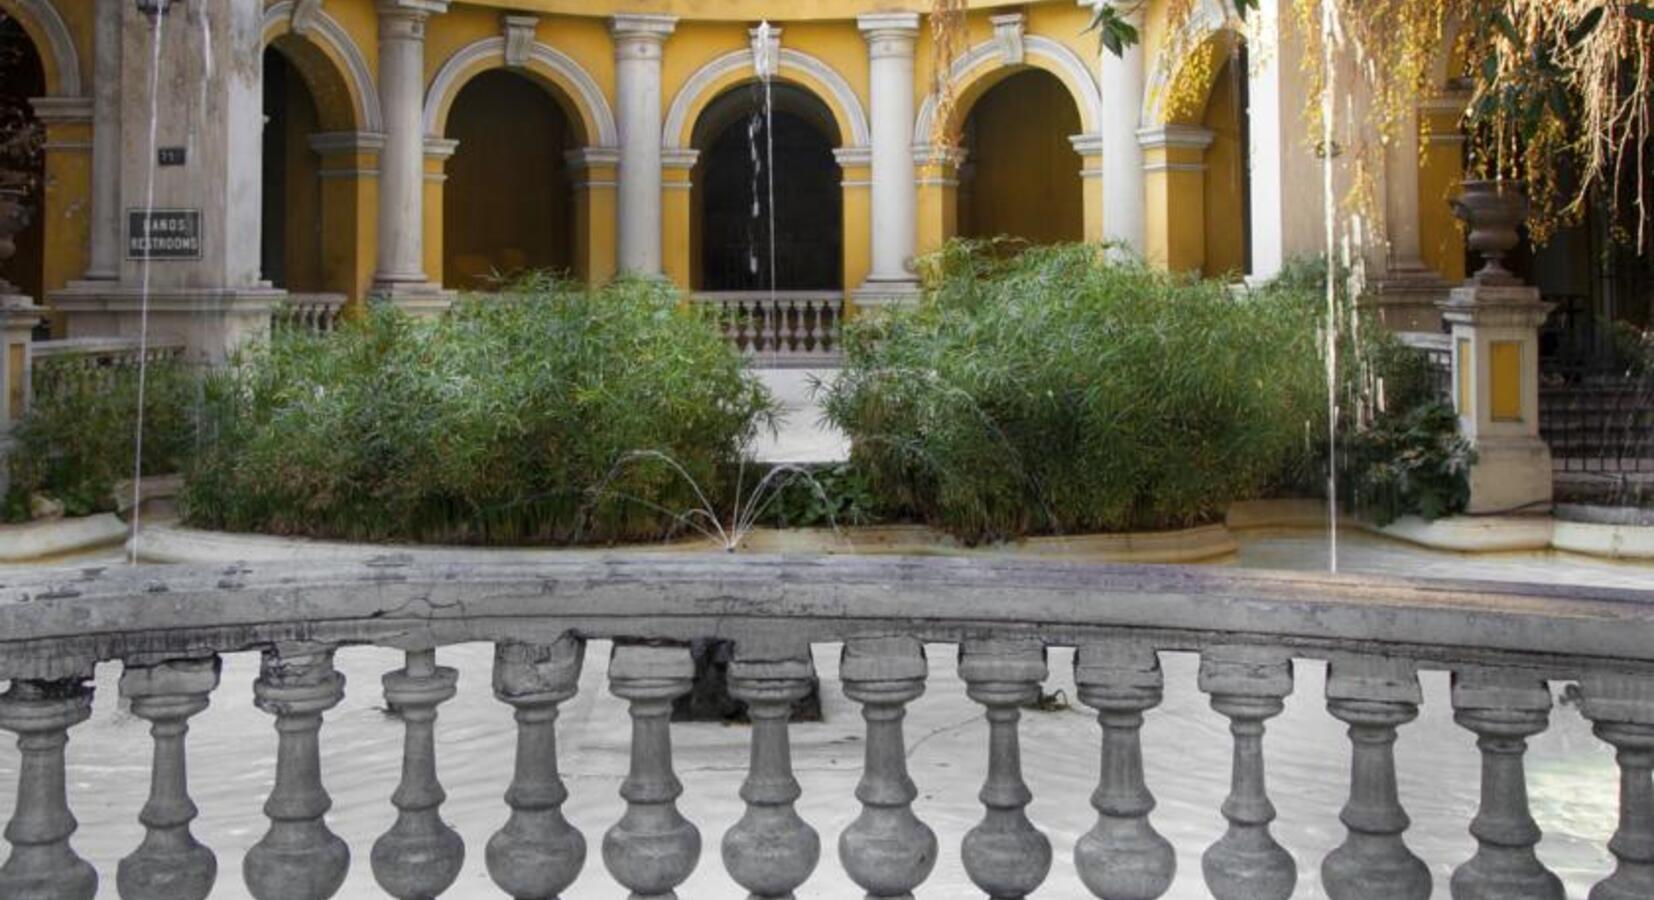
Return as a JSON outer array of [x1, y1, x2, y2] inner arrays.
[[1456, 337, 1471, 415], [1490, 340, 1523, 422]]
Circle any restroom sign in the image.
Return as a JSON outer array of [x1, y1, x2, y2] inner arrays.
[[127, 209, 201, 260]]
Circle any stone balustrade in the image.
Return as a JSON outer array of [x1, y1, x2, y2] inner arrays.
[[271, 294, 348, 334], [693, 291, 843, 365], [27, 336, 188, 404], [1, 555, 1652, 899]]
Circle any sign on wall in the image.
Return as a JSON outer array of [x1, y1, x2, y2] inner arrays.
[[127, 209, 202, 260]]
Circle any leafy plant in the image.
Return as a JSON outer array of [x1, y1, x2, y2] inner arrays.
[[755, 462, 884, 529], [822, 242, 1328, 542], [1345, 402, 1476, 526], [4, 357, 199, 521], [0, 13, 43, 187], [182, 275, 778, 545]]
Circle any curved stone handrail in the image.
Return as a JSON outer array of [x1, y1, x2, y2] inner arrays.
[[2, 555, 1651, 679], [3, 555, 1653, 900]]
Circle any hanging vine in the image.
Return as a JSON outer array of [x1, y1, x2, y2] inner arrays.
[[928, 0, 969, 147]]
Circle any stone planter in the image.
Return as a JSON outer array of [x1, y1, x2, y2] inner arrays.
[[1451, 179, 1528, 285]]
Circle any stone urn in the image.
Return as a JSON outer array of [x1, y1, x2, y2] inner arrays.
[[1451, 179, 1528, 285], [0, 169, 32, 295]]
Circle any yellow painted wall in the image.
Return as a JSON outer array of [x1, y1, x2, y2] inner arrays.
[[960, 69, 1083, 246], [1201, 56, 1247, 279], [17, 0, 1479, 310], [1420, 105, 1467, 282]]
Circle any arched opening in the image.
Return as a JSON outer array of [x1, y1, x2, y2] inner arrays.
[[261, 45, 326, 293], [958, 69, 1083, 246], [0, 12, 45, 315], [692, 82, 841, 291], [1199, 43, 1252, 279], [443, 69, 575, 290]]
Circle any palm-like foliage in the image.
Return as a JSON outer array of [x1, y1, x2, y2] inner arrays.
[[183, 275, 777, 544], [822, 243, 1327, 542]]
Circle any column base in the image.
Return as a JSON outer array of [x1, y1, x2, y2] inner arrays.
[[1364, 268, 1453, 332], [851, 279, 922, 311], [1467, 435, 1554, 515], [368, 280, 455, 317], [49, 283, 284, 362]]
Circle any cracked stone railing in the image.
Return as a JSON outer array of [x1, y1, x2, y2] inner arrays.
[[2, 555, 1653, 899]]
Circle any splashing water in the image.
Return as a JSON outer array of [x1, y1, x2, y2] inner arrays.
[[128, 3, 168, 565], [585, 449, 849, 552]]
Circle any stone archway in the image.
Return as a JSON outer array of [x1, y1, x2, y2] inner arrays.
[[424, 37, 619, 284], [912, 24, 1103, 252], [955, 68, 1084, 247], [1140, 26, 1253, 276], [261, 35, 369, 299], [690, 81, 842, 292], [441, 69, 579, 289], [0, 10, 46, 308]]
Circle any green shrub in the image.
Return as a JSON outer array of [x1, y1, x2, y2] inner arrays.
[[821, 242, 1328, 541], [755, 462, 884, 529], [1344, 402, 1476, 525], [4, 356, 198, 521], [182, 275, 777, 544]]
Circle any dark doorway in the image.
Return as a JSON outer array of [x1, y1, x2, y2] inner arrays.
[[0, 13, 45, 311], [261, 47, 324, 292], [959, 69, 1083, 246], [444, 70, 574, 289], [695, 83, 841, 291]]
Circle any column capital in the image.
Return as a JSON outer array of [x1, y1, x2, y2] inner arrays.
[[1136, 124, 1215, 151], [858, 12, 920, 52], [422, 137, 458, 160], [566, 146, 621, 171], [376, 0, 446, 22], [610, 13, 677, 44], [308, 131, 386, 156], [28, 96, 93, 123], [1068, 132, 1104, 157]]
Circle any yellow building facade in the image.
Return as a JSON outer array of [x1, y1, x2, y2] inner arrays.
[[0, 0, 1472, 335]]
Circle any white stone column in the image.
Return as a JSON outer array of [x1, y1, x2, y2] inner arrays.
[[1384, 110, 1427, 275], [856, 12, 921, 305], [50, 0, 283, 360], [1367, 105, 1452, 331], [85, 0, 122, 280], [1099, 1, 1145, 256], [610, 15, 676, 277], [372, 0, 447, 310], [1246, 0, 1287, 282]]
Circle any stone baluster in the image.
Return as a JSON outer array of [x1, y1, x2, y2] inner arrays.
[[1199, 645, 1297, 900], [1073, 640, 1176, 900], [1580, 673, 1654, 900], [839, 635, 937, 899], [1450, 668, 1563, 900], [722, 646, 820, 899], [244, 646, 351, 900], [736, 301, 753, 355], [117, 656, 222, 900], [603, 644, 701, 899], [488, 638, 587, 899], [0, 675, 97, 900], [371, 649, 464, 899], [780, 299, 798, 354], [1321, 655, 1430, 900], [958, 638, 1051, 900]]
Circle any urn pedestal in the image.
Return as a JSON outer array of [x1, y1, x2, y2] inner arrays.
[[1439, 181, 1554, 515]]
